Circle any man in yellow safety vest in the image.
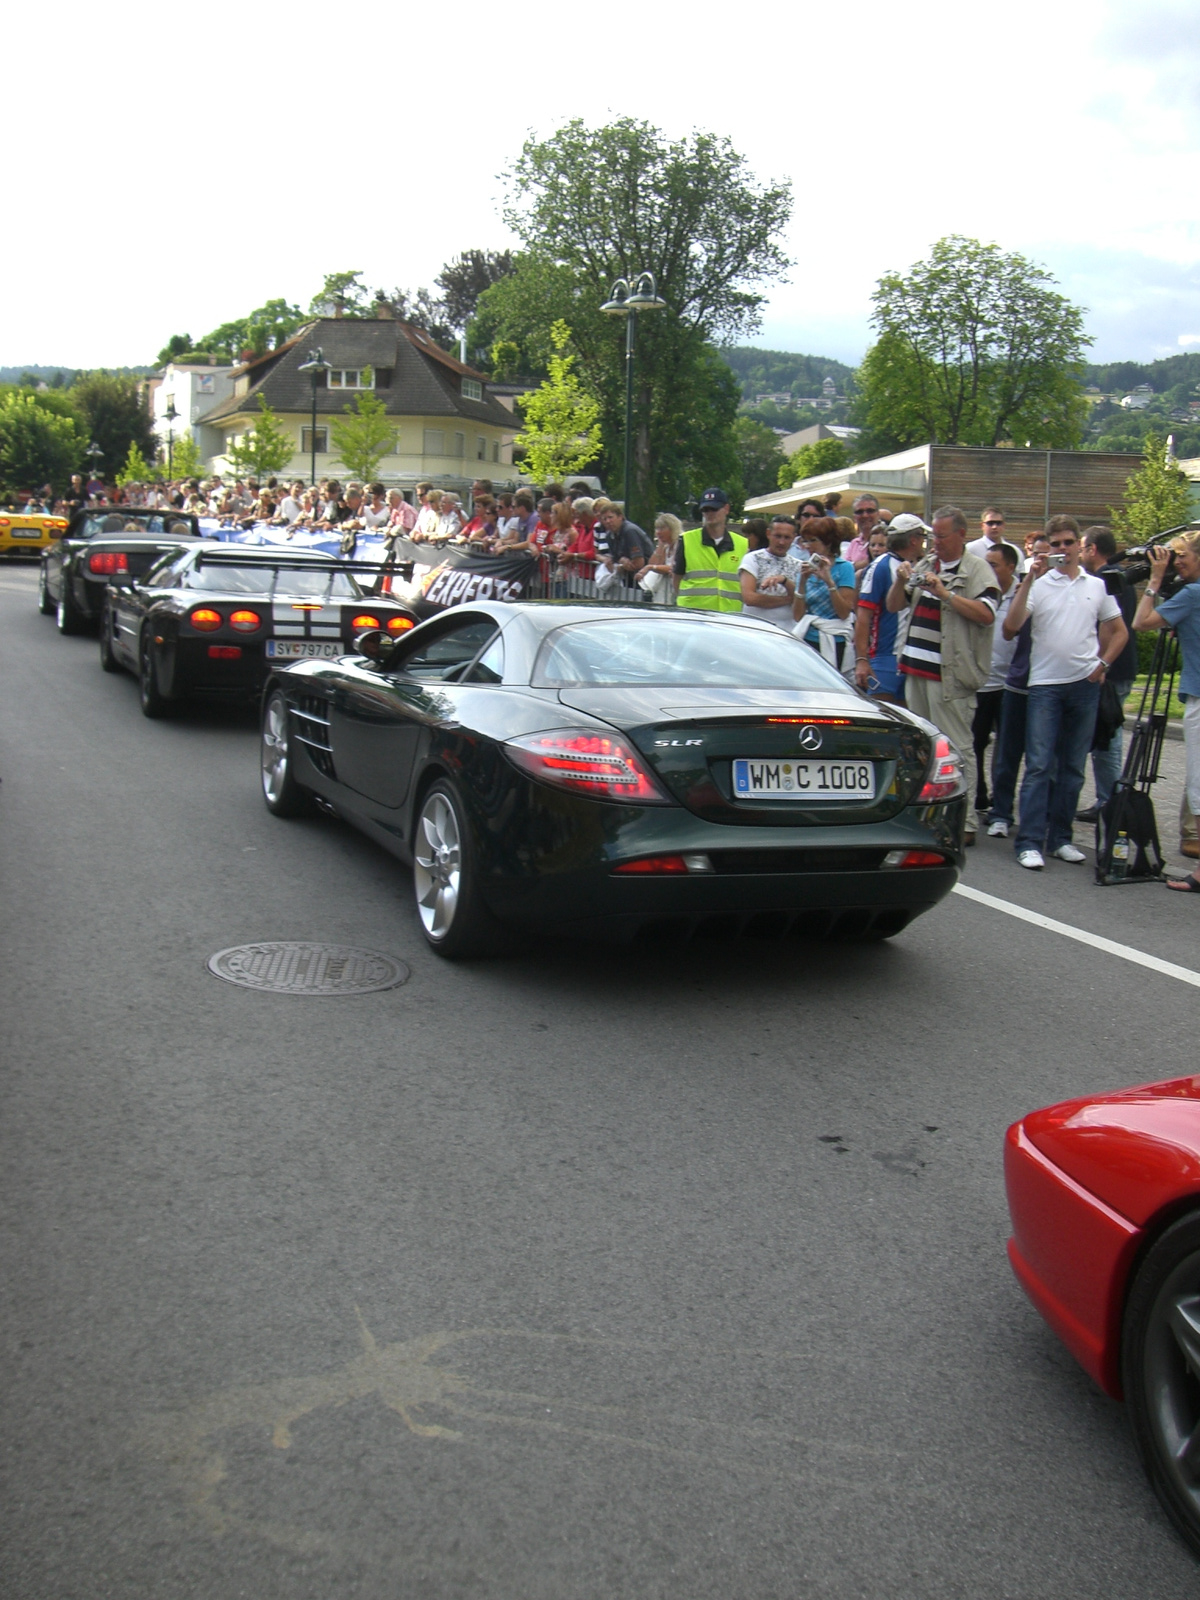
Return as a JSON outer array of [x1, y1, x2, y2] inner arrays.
[[675, 487, 748, 612]]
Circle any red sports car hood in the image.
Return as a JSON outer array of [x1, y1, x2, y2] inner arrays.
[[1022, 1076, 1200, 1227]]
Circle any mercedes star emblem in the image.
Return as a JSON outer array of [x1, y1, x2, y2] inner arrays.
[[798, 725, 823, 752]]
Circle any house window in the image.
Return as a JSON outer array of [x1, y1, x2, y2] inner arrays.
[[476, 436, 487, 460], [423, 429, 444, 456], [328, 368, 374, 390], [301, 427, 328, 454], [492, 441, 499, 462], [453, 432, 465, 458], [462, 378, 482, 401], [197, 375, 214, 394]]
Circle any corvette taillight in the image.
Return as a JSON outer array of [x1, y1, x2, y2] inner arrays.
[[916, 735, 964, 802], [883, 849, 947, 868], [351, 613, 381, 630], [387, 615, 415, 633], [88, 551, 129, 575], [189, 607, 223, 631], [504, 729, 670, 804], [229, 609, 261, 633]]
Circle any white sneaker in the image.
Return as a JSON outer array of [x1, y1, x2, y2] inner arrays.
[[1017, 849, 1044, 870], [987, 819, 1009, 837], [1052, 843, 1086, 864]]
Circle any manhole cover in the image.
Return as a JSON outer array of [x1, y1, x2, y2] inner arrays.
[[206, 942, 409, 996]]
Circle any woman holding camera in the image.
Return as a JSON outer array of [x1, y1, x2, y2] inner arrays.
[[1133, 532, 1200, 891]]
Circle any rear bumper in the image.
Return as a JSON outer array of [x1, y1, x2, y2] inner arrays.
[[1003, 1121, 1140, 1398]]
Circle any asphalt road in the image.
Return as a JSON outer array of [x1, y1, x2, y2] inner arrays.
[[2, 564, 1198, 1599]]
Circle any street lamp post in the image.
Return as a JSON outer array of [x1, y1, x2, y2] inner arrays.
[[600, 271, 667, 517], [85, 441, 104, 499], [164, 400, 179, 479], [298, 348, 331, 488]]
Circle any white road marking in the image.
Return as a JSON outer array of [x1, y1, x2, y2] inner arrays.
[[952, 882, 1200, 989], [0, 580, 37, 592]]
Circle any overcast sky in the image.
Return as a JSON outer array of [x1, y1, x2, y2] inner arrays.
[[5, 0, 1197, 371]]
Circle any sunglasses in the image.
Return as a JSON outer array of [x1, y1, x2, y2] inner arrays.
[[854, 509, 877, 517], [1048, 539, 1076, 548], [984, 519, 1005, 527]]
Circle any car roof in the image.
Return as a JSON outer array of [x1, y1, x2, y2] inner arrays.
[[455, 600, 791, 639]]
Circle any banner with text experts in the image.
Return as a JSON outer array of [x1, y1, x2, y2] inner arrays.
[[416, 546, 541, 612]]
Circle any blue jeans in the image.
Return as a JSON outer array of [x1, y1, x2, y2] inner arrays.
[[1090, 678, 1133, 809], [1015, 679, 1102, 853], [988, 691, 1028, 825]]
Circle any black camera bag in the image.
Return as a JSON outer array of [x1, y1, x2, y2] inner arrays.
[[1095, 782, 1165, 884]]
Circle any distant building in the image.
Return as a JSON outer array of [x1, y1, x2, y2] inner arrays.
[[198, 315, 516, 487], [746, 442, 1145, 531], [821, 376, 837, 398], [1120, 384, 1154, 410], [153, 362, 237, 464], [779, 422, 860, 456]]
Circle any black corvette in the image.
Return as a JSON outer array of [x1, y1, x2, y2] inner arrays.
[[38, 507, 204, 634], [101, 545, 419, 716], [259, 602, 967, 956]]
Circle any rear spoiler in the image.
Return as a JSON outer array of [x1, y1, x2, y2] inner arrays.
[[195, 550, 396, 576]]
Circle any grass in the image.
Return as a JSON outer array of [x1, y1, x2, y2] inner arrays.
[[1124, 678, 1186, 719]]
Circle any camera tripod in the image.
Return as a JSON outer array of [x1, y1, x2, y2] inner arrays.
[[1095, 625, 1180, 885]]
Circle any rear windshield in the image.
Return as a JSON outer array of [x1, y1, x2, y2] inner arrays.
[[532, 617, 853, 690], [79, 514, 193, 539], [183, 563, 360, 598]]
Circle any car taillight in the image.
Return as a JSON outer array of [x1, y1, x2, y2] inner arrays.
[[229, 609, 261, 632], [88, 551, 129, 575], [916, 735, 964, 802], [883, 849, 947, 868], [0, 518, 9, 528], [504, 729, 671, 804], [351, 613, 381, 630], [386, 615, 415, 633], [612, 853, 714, 875], [189, 607, 223, 631]]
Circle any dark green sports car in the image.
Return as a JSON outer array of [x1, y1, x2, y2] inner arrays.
[[260, 602, 967, 956]]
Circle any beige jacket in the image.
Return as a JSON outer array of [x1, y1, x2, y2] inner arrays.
[[903, 549, 997, 700]]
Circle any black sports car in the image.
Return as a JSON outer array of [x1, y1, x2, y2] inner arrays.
[[100, 545, 419, 717], [39, 507, 203, 634], [259, 602, 966, 956]]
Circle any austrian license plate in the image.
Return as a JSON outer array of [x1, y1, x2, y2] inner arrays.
[[733, 758, 875, 801], [265, 639, 344, 660], [11, 528, 41, 538]]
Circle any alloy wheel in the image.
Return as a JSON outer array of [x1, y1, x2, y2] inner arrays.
[[261, 695, 290, 805], [414, 792, 461, 939]]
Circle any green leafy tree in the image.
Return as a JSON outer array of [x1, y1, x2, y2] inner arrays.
[[70, 372, 157, 480], [309, 271, 371, 318], [330, 376, 396, 481], [492, 119, 791, 524], [513, 322, 602, 482], [1111, 433, 1193, 542], [0, 390, 85, 494], [224, 401, 295, 478], [435, 250, 515, 334], [162, 432, 204, 480], [489, 340, 521, 380], [157, 333, 194, 365], [116, 440, 156, 485], [195, 297, 305, 362], [733, 417, 787, 498], [778, 435, 848, 488], [853, 237, 1091, 451]]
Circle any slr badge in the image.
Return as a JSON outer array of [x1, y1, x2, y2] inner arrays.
[[798, 725, 823, 752]]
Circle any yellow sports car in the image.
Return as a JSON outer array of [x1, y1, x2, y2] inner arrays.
[[0, 511, 69, 559]]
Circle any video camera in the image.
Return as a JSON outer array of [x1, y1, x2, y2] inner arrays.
[[1116, 544, 1181, 600]]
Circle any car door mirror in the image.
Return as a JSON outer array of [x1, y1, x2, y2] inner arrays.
[[354, 628, 404, 666]]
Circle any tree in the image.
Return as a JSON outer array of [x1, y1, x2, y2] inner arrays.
[[224, 401, 295, 478], [777, 435, 848, 489], [435, 250, 515, 334], [161, 432, 204, 480], [157, 333, 194, 365], [513, 322, 602, 482], [309, 271, 371, 318], [0, 390, 85, 494], [853, 237, 1091, 451], [330, 379, 396, 482], [70, 372, 157, 480], [1111, 433, 1193, 543], [496, 119, 792, 523], [196, 297, 305, 363], [116, 440, 155, 486], [733, 417, 787, 498]]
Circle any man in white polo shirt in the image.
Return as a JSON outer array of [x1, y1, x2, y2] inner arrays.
[[1001, 515, 1128, 870]]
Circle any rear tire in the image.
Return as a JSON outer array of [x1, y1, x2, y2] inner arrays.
[[56, 582, 85, 635], [138, 629, 172, 719], [99, 608, 120, 673], [412, 779, 499, 958], [1122, 1210, 1200, 1558], [260, 689, 313, 817], [38, 565, 55, 615]]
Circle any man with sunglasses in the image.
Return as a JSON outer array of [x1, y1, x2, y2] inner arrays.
[[968, 507, 1026, 573], [1001, 514, 1128, 869]]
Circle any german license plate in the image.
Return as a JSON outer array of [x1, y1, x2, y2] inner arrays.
[[11, 528, 41, 538], [265, 639, 344, 659], [733, 758, 875, 800]]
